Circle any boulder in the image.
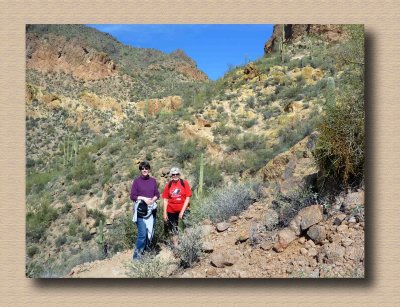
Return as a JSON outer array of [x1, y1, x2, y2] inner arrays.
[[260, 241, 274, 251], [202, 242, 214, 253], [308, 248, 318, 258], [307, 225, 326, 244], [324, 243, 345, 263], [337, 224, 349, 233], [277, 228, 297, 249], [345, 246, 363, 261], [288, 214, 302, 235], [236, 230, 249, 244], [210, 253, 225, 268], [298, 205, 323, 230], [216, 222, 230, 232], [210, 253, 235, 268]]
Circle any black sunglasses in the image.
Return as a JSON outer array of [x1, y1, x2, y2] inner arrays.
[[171, 173, 180, 176], [139, 167, 150, 171]]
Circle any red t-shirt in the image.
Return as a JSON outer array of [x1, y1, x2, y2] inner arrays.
[[162, 179, 192, 213]]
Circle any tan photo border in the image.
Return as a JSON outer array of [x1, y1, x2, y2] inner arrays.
[[1, 0, 399, 305]]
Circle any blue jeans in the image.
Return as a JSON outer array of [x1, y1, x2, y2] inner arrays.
[[133, 217, 147, 260]]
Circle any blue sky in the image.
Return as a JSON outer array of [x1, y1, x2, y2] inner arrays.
[[87, 24, 274, 80]]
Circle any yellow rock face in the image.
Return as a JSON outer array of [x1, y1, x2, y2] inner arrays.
[[135, 96, 182, 116]]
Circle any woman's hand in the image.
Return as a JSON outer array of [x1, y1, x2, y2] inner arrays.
[[163, 211, 168, 222], [142, 197, 153, 205]]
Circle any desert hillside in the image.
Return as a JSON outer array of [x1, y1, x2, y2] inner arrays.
[[25, 24, 364, 278]]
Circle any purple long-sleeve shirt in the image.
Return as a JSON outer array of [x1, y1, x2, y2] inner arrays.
[[130, 175, 160, 202]]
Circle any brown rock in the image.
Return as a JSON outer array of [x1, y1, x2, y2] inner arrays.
[[337, 224, 349, 233], [345, 246, 363, 261], [288, 215, 302, 235], [305, 240, 316, 249], [298, 205, 323, 230], [308, 248, 318, 257], [307, 225, 326, 244], [260, 241, 274, 251], [216, 222, 230, 232], [206, 268, 218, 277], [210, 253, 225, 268], [298, 237, 306, 244], [210, 253, 236, 268], [273, 242, 285, 253], [236, 230, 249, 244], [300, 248, 308, 255], [278, 228, 297, 249], [324, 243, 345, 263], [202, 242, 214, 253]]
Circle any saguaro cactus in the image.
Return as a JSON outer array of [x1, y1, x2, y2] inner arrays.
[[63, 134, 79, 167], [197, 153, 204, 197], [326, 77, 336, 106], [96, 220, 104, 248]]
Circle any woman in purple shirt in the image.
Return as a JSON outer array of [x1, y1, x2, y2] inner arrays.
[[130, 161, 160, 260]]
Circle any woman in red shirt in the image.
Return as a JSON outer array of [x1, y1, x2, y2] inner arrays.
[[161, 167, 192, 245]]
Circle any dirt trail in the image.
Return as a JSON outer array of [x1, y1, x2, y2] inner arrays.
[[69, 250, 132, 278]]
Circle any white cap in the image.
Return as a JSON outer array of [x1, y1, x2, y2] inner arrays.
[[169, 167, 181, 176]]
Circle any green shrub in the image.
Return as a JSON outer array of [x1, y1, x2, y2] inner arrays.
[[87, 209, 106, 226], [106, 213, 137, 254], [314, 25, 364, 187], [212, 123, 240, 136], [314, 90, 364, 186], [176, 226, 203, 268], [245, 149, 274, 173], [27, 244, 40, 258], [55, 235, 67, 247], [81, 229, 92, 242], [26, 170, 60, 195], [126, 253, 173, 278], [242, 118, 258, 129], [67, 223, 77, 237], [225, 133, 265, 153], [191, 181, 261, 223], [174, 140, 197, 164], [61, 202, 72, 214], [271, 188, 318, 227], [26, 202, 59, 242]]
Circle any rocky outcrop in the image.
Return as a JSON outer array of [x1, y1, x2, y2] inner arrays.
[[243, 63, 260, 81], [135, 96, 182, 116], [264, 24, 347, 56], [26, 33, 117, 80]]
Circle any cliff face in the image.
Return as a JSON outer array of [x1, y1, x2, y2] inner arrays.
[[264, 24, 346, 55], [26, 33, 117, 81]]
